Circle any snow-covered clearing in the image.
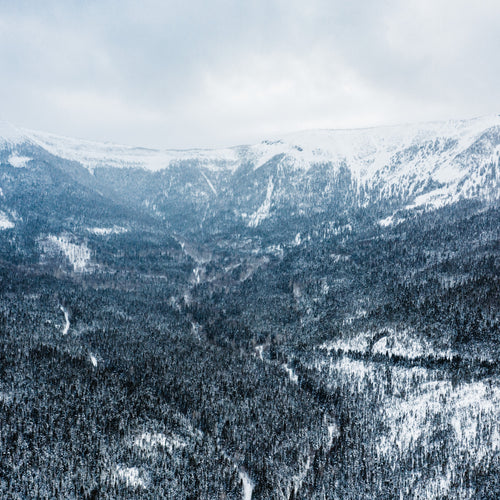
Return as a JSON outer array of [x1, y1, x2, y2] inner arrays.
[[254, 344, 264, 360], [87, 226, 128, 235], [320, 327, 453, 360], [327, 423, 339, 447], [134, 432, 187, 454], [379, 379, 500, 458], [221, 450, 254, 500], [378, 214, 405, 227], [114, 465, 148, 489], [310, 350, 500, 498], [43, 235, 91, 272], [8, 154, 30, 168], [0, 211, 14, 230]]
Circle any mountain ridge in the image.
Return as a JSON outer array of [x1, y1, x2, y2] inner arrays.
[[0, 115, 498, 236]]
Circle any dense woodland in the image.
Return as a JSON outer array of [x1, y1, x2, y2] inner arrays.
[[0, 142, 499, 498]]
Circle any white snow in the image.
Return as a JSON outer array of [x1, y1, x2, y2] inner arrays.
[[255, 345, 264, 360], [60, 305, 70, 335], [290, 456, 311, 498], [44, 235, 91, 272], [199, 170, 217, 195], [282, 363, 299, 384], [114, 465, 148, 489], [23, 127, 241, 173], [89, 354, 98, 367], [379, 380, 500, 458], [222, 450, 254, 500], [239, 470, 254, 500], [378, 215, 405, 227], [313, 346, 500, 496], [87, 226, 128, 235], [2, 115, 498, 215], [134, 432, 187, 454], [8, 154, 30, 168], [0, 211, 14, 230], [248, 176, 274, 227], [320, 328, 453, 361], [254, 115, 499, 175], [327, 424, 338, 446]]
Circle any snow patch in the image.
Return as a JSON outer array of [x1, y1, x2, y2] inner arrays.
[[0, 211, 14, 230], [87, 226, 128, 235], [282, 363, 298, 384], [290, 456, 311, 498], [327, 423, 339, 447], [43, 235, 91, 272], [255, 345, 264, 360], [321, 328, 452, 360], [239, 470, 254, 500], [134, 432, 187, 454], [379, 380, 500, 458], [8, 154, 30, 168], [89, 354, 98, 367], [200, 170, 217, 195], [114, 465, 148, 489], [60, 305, 70, 335], [378, 215, 405, 227], [248, 176, 274, 227]]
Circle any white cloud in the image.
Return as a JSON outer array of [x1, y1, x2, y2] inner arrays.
[[0, 0, 499, 148]]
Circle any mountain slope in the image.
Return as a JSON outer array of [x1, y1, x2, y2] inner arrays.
[[0, 116, 499, 499], [1, 115, 498, 231]]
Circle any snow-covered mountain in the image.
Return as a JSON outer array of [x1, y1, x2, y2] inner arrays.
[[0, 115, 499, 234], [1, 117, 499, 499]]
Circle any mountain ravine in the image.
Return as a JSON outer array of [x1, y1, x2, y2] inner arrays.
[[0, 116, 498, 499]]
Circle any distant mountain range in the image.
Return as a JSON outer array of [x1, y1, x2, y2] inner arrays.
[[0, 115, 498, 271]]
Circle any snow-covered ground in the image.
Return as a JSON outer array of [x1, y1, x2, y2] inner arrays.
[[378, 214, 406, 227], [0, 211, 14, 230], [8, 154, 30, 168], [282, 363, 299, 384], [42, 235, 91, 272], [248, 176, 274, 227], [310, 349, 500, 499], [239, 470, 254, 500], [60, 305, 70, 335], [379, 379, 500, 457], [24, 127, 242, 173], [134, 431, 187, 454], [114, 465, 148, 489], [87, 226, 128, 236], [1, 115, 497, 213], [320, 327, 453, 360]]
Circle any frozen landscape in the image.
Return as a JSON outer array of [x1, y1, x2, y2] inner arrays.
[[0, 116, 498, 498]]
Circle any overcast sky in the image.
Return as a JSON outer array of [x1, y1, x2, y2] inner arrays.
[[0, 0, 499, 148]]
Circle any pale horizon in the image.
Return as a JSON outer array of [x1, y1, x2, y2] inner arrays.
[[1, 1, 499, 149]]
